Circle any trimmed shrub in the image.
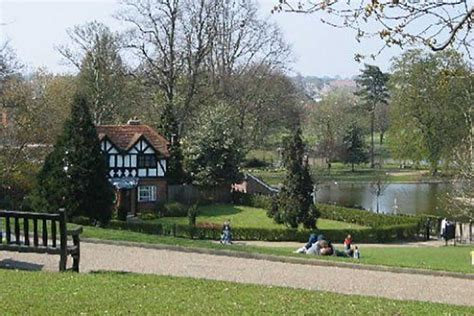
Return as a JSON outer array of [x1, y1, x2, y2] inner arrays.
[[163, 202, 189, 217], [317, 204, 420, 227], [106, 220, 421, 243], [242, 158, 270, 168]]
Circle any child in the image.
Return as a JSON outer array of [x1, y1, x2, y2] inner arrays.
[[220, 220, 233, 245], [353, 246, 360, 259], [343, 234, 353, 251]]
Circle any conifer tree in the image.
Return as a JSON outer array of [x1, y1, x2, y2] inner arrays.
[[158, 103, 186, 184], [33, 94, 113, 223], [269, 127, 319, 229], [342, 122, 369, 172]]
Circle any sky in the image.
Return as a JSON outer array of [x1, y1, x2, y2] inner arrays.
[[0, 0, 408, 77]]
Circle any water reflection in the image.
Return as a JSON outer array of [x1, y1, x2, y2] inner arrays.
[[316, 183, 451, 216]]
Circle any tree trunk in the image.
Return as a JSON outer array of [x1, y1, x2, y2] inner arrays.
[[352, 163, 355, 172], [379, 132, 384, 145], [370, 110, 375, 168]]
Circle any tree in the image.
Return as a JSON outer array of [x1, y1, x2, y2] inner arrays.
[[269, 127, 319, 229], [58, 21, 128, 124], [355, 64, 389, 168], [157, 103, 186, 184], [309, 88, 358, 169], [183, 103, 244, 187], [369, 172, 389, 213], [33, 94, 113, 223], [388, 49, 471, 175], [276, 1, 473, 58], [342, 122, 368, 172]]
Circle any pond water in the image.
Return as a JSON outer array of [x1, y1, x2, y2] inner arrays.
[[315, 182, 452, 216]]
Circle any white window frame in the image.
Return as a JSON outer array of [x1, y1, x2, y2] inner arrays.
[[138, 185, 157, 202]]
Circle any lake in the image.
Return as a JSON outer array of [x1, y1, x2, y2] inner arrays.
[[315, 182, 453, 216]]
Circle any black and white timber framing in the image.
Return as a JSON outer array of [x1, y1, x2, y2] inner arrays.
[[100, 136, 167, 179]]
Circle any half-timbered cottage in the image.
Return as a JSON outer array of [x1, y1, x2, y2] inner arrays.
[[96, 119, 169, 215]]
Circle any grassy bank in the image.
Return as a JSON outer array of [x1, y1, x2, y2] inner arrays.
[[78, 225, 474, 274], [0, 270, 472, 315], [248, 163, 449, 186], [150, 204, 366, 230]]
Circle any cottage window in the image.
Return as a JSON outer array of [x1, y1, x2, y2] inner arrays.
[[138, 154, 156, 168], [138, 185, 157, 202]]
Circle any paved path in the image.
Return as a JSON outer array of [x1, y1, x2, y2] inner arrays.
[[1, 242, 473, 307]]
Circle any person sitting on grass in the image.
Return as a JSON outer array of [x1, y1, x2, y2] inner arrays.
[[220, 219, 233, 245], [343, 234, 354, 257]]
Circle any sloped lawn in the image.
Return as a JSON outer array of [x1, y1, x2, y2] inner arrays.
[[152, 204, 367, 230], [1, 270, 472, 315]]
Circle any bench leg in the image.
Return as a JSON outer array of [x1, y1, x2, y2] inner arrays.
[[59, 255, 67, 272], [72, 253, 80, 272]]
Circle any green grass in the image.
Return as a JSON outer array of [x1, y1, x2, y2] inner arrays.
[[248, 163, 448, 186], [0, 270, 471, 315], [78, 225, 474, 274], [150, 204, 366, 230]]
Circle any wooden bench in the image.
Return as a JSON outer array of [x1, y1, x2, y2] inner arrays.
[[0, 209, 82, 272]]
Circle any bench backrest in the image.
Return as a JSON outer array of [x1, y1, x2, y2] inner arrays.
[[0, 209, 67, 255]]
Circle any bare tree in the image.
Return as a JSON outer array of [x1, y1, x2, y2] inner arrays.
[[58, 22, 128, 124], [369, 172, 390, 213], [275, 1, 473, 58]]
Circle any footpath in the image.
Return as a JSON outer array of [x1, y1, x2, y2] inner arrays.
[[1, 240, 473, 307]]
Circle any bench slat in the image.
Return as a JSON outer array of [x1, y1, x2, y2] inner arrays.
[[5, 216, 11, 244], [0, 211, 60, 221], [51, 220, 57, 248], [23, 218, 29, 246], [33, 218, 39, 247], [14, 217, 20, 245], [0, 244, 62, 254], [42, 219, 48, 247]]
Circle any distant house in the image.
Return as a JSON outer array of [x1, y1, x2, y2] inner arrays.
[[232, 173, 279, 196], [96, 119, 169, 215]]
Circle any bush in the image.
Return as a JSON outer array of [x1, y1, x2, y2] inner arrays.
[[187, 204, 199, 226], [163, 202, 189, 217], [317, 204, 420, 227], [242, 158, 269, 168], [232, 192, 274, 211], [70, 216, 91, 226], [105, 220, 422, 243]]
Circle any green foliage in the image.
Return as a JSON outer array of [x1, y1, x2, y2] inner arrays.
[[270, 128, 318, 229], [341, 122, 369, 171], [163, 202, 189, 217], [32, 94, 114, 224], [184, 103, 244, 187], [157, 103, 187, 184], [355, 64, 390, 167], [388, 49, 472, 175], [75, 22, 127, 125], [318, 204, 420, 227], [107, 217, 423, 243], [187, 203, 199, 226]]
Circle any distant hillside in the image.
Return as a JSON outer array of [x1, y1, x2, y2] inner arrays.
[[292, 75, 357, 102]]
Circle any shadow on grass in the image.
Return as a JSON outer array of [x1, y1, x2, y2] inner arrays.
[[0, 259, 44, 271]]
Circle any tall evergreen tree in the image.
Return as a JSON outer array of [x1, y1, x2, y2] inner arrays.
[[355, 64, 389, 168], [342, 122, 369, 172], [269, 127, 319, 229], [33, 94, 113, 223], [157, 103, 186, 184]]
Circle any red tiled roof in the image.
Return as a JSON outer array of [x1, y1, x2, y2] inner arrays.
[[96, 124, 170, 157]]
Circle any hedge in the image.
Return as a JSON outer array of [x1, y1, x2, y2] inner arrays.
[[107, 220, 422, 243]]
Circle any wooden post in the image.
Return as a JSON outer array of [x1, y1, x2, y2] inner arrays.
[[58, 209, 68, 272]]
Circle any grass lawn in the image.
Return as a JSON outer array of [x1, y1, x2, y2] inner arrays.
[[78, 225, 474, 274], [1, 270, 472, 315], [150, 204, 366, 230], [248, 163, 448, 186]]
